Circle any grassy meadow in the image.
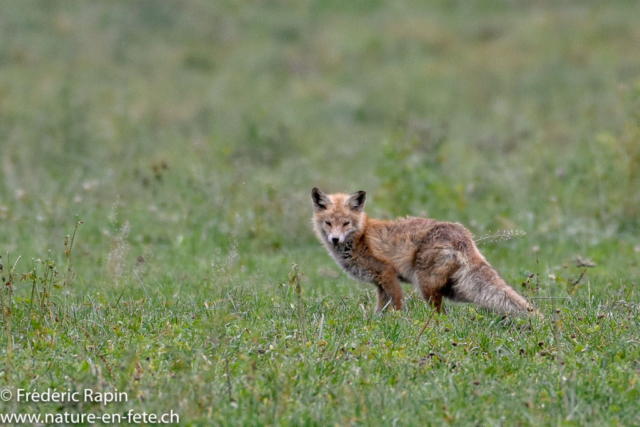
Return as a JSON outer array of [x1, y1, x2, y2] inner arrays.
[[1, 0, 640, 425]]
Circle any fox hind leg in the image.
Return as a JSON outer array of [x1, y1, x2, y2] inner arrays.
[[415, 250, 460, 313], [375, 285, 392, 312], [416, 271, 449, 313]]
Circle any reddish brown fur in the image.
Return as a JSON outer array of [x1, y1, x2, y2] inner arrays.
[[311, 188, 536, 315]]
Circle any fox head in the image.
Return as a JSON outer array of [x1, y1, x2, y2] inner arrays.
[[311, 187, 366, 245]]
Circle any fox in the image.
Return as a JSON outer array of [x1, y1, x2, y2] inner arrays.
[[311, 187, 536, 315]]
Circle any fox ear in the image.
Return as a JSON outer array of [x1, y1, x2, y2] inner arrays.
[[346, 190, 366, 212], [311, 187, 331, 212]]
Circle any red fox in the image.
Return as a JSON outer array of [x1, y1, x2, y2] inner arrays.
[[311, 188, 536, 315]]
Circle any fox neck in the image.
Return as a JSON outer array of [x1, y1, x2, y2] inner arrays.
[[326, 236, 355, 267]]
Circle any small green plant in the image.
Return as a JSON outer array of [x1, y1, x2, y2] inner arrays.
[[0, 254, 18, 384], [474, 229, 526, 244], [288, 263, 307, 343]]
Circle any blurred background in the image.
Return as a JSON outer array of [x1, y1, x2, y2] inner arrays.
[[1, 0, 639, 288]]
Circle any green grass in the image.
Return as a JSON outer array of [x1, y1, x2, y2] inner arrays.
[[1, 0, 640, 425]]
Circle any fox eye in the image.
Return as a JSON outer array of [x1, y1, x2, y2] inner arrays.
[[325, 221, 331, 226], [343, 221, 350, 226]]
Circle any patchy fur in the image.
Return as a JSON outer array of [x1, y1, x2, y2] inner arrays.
[[311, 187, 536, 315]]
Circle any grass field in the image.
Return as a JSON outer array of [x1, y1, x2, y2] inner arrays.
[[1, 0, 640, 425]]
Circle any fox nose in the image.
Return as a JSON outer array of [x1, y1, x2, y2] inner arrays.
[[332, 237, 339, 244]]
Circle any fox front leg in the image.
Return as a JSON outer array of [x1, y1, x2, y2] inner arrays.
[[375, 268, 403, 311]]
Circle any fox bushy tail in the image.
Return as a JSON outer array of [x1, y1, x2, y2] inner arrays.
[[458, 264, 533, 315]]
